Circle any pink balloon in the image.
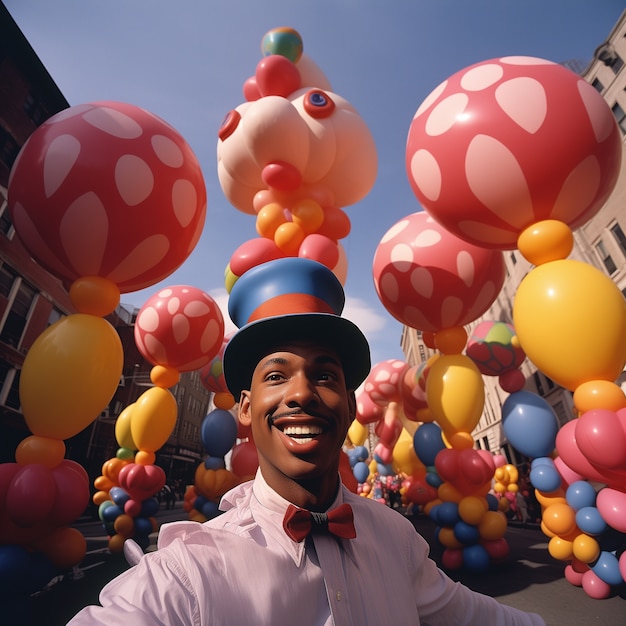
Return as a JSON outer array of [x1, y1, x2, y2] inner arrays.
[[355, 391, 385, 425], [581, 570, 611, 600], [482, 538, 510, 563], [553, 455, 585, 487], [229, 238, 284, 277], [134, 286, 225, 372], [49, 460, 90, 526], [255, 55, 301, 98], [118, 463, 166, 502], [230, 441, 259, 478], [619, 551, 626, 583], [406, 58, 621, 249], [575, 409, 626, 469], [299, 234, 339, 269], [373, 212, 505, 332], [596, 487, 626, 533], [363, 360, 409, 406], [442, 548, 464, 570], [6, 464, 56, 526], [564, 564, 584, 587]]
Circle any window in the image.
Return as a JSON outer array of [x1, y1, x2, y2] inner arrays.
[[610, 223, 626, 257], [0, 190, 12, 237], [0, 278, 36, 348], [23, 93, 48, 126], [595, 240, 617, 274], [0, 126, 20, 170], [612, 102, 626, 134], [609, 54, 624, 74], [510, 252, 517, 266], [592, 77, 604, 93], [0, 360, 21, 410]]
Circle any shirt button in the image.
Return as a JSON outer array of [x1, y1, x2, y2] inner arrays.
[[336, 591, 342, 602]]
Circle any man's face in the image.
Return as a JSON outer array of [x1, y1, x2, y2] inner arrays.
[[238, 341, 356, 489]]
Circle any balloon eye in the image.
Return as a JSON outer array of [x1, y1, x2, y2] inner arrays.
[[218, 110, 241, 141], [303, 90, 335, 119]]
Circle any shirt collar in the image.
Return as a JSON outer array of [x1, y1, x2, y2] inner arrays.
[[249, 469, 346, 566]]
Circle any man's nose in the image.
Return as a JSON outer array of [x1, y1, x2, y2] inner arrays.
[[285, 372, 318, 405]]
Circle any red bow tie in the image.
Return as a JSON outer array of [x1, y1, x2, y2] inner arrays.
[[283, 503, 356, 542]]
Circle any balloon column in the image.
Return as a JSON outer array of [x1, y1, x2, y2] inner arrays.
[[3, 100, 207, 605], [405, 56, 625, 596], [217, 27, 377, 290], [94, 285, 225, 551], [371, 192, 512, 570]]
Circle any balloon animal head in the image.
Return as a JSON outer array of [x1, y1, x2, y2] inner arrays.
[[217, 27, 377, 217]]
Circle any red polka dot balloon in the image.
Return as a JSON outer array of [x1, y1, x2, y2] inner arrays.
[[8, 102, 206, 292], [134, 286, 224, 372], [373, 212, 505, 333], [406, 57, 621, 249]]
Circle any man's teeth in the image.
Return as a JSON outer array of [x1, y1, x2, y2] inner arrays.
[[283, 425, 323, 443]]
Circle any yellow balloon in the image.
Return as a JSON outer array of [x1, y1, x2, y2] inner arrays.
[[20, 314, 123, 440], [131, 387, 178, 452], [347, 419, 368, 446], [392, 433, 424, 476], [548, 536, 573, 561], [458, 496, 488, 525], [426, 354, 485, 435], [572, 533, 600, 563], [115, 404, 137, 450], [514, 260, 626, 391]]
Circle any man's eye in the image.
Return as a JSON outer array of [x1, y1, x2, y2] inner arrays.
[[265, 373, 284, 382]]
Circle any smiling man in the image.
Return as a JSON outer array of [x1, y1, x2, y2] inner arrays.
[[68, 259, 546, 625]]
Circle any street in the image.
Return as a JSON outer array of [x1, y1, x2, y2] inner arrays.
[[24, 504, 626, 625]]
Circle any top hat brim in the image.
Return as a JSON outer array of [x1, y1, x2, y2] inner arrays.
[[223, 312, 371, 399]]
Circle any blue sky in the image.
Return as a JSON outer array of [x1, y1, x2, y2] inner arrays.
[[5, 0, 624, 367]]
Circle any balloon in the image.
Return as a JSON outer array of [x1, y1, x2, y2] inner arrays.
[[458, 496, 488, 525], [347, 420, 368, 447], [6, 464, 56, 526], [581, 570, 611, 600], [573, 534, 600, 564], [355, 391, 385, 425], [353, 461, 370, 484], [513, 260, 626, 391], [573, 380, 626, 414], [49, 460, 90, 526], [255, 55, 301, 98], [134, 286, 225, 372], [575, 507, 607, 536], [564, 564, 585, 587], [299, 233, 339, 269], [413, 423, 447, 467], [478, 511, 507, 541], [463, 544, 490, 572], [230, 441, 259, 478], [261, 27, 303, 63], [426, 354, 485, 437], [8, 101, 207, 292], [529, 459, 562, 493], [441, 548, 463, 570], [115, 404, 137, 451], [405, 57, 621, 249], [502, 391, 559, 458], [466, 321, 525, 376], [596, 487, 626, 533], [542, 503, 577, 537], [566, 481, 597, 511], [130, 387, 178, 452], [19, 314, 123, 440], [548, 536, 573, 561], [118, 463, 166, 502], [34, 527, 86, 569], [372, 212, 505, 333], [14, 435, 65, 468], [201, 410, 238, 457], [363, 360, 408, 406], [228, 237, 284, 278], [575, 408, 626, 469], [454, 520, 480, 545]]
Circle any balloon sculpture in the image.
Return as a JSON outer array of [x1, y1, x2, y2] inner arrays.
[[403, 56, 625, 596], [94, 285, 225, 552], [217, 27, 377, 290], [3, 100, 207, 612]]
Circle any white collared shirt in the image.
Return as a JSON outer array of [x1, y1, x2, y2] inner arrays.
[[68, 470, 545, 625]]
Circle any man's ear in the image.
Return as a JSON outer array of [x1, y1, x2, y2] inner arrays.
[[238, 390, 251, 427]]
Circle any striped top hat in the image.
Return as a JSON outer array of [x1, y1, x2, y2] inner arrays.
[[223, 258, 371, 398]]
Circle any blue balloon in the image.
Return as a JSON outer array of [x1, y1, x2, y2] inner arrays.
[[454, 520, 480, 545], [201, 500, 221, 519], [354, 446, 369, 462], [0, 545, 29, 594], [566, 481, 597, 511], [437, 502, 460, 527], [140, 497, 160, 517], [378, 463, 394, 476], [529, 459, 561, 492], [463, 544, 490, 572], [576, 506, 607, 536], [413, 423, 446, 466], [201, 409, 238, 457], [353, 461, 370, 483], [502, 391, 559, 458], [205, 456, 227, 470], [425, 471, 443, 488], [110, 486, 130, 506], [429, 504, 441, 524], [486, 493, 499, 511], [591, 551, 624, 586], [134, 516, 153, 537], [100, 502, 123, 523]]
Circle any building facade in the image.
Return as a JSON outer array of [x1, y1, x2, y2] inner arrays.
[[0, 2, 211, 487], [401, 9, 626, 469]]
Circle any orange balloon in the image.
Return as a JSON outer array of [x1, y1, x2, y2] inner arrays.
[[36, 527, 86, 569], [274, 221, 305, 255], [150, 365, 180, 388], [434, 327, 468, 355], [517, 220, 574, 266], [69, 276, 120, 317], [478, 511, 507, 541], [292, 199, 324, 234], [214, 391, 236, 410], [114, 514, 136, 538], [542, 502, 577, 537], [15, 435, 65, 468], [108, 533, 126, 553], [573, 380, 626, 413], [256, 203, 285, 238]]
